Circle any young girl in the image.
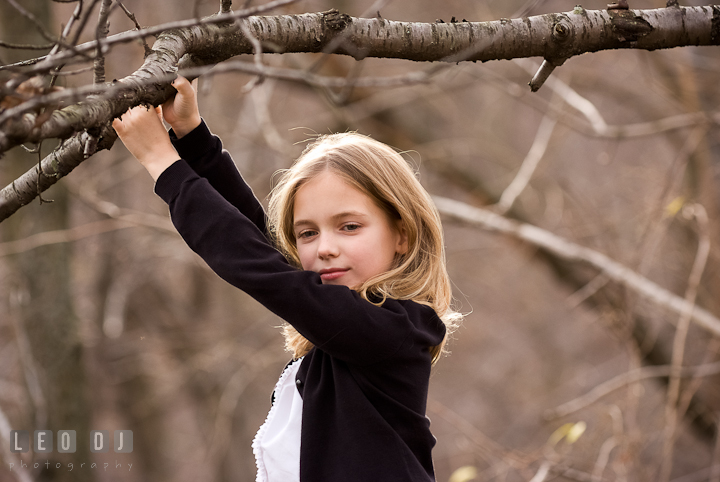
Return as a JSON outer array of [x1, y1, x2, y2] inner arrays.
[[113, 77, 461, 482]]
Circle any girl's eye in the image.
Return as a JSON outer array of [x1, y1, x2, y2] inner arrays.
[[297, 230, 317, 239], [342, 223, 361, 232]]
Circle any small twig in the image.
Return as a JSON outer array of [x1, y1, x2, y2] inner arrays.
[[3, 0, 71, 50], [323, 59, 364, 105], [566, 273, 610, 308], [517, 59, 609, 134], [93, 0, 114, 84], [52, 65, 95, 76], [494, 114, 556, 215], [68, 0, 104, 46], [0, 40, 55, 50], [529, 59, 559, 92], [659, 204, 711, 482], [113, 0, 152, 57], [591, 406, 623, 481], [249, 80, 291, 155], [0, 219, 135, 257], [71, 186, 175, 232], [238, 17, 265, 85], [49, 1, 85, 88], [35, 142, 54, 204]]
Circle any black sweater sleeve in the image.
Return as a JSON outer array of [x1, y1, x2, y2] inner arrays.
[[154, 154, 444, 366], [168, 120, 267, 236]]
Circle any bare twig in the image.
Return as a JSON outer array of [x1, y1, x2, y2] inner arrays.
[[432, 196, 720, 337], [72, 187, 175, 231], [3, 0, 67, 48], [238, 15, 265, 86], [566, 274, 610, 308], [0, 40, 54, 50], [494, 114, 556, 215], [113, 0, 152, 57], [659, 204, 711, 482], [68, 0, 104, 47], [544, 360, 720, 420], [48, 1, 85, 87], [0, 219, 135, 257], [93, 0, 114, 84], [591, 406, 623, 481]]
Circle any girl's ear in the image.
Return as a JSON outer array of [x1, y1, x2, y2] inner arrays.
[[395, 220, 409, 255]]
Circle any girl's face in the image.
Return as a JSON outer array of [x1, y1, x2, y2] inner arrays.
[[293, 171, 408, 289]]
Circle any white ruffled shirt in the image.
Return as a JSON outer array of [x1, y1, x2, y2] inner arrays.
[[252, 357, 304, 482]]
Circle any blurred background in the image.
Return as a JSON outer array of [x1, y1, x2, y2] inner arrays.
[[1, 0, 719, 481]]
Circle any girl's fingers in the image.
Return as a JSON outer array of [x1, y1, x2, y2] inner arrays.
[[172, 76, 195, 96]]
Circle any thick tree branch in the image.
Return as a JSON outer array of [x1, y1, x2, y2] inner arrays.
[[1, 6, 718, 152]]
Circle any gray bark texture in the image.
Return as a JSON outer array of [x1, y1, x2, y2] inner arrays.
[[0, 5, 718, 221]]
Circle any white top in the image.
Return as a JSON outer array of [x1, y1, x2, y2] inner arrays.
[[252, 357, 304, 482]]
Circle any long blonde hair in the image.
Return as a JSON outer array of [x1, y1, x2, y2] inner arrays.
[[267, 132, 461, 364]]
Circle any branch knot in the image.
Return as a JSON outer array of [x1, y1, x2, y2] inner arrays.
[[321, 9, 351, 31], [609, 9, 654, 42]]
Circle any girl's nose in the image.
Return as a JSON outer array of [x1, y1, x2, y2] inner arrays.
[[317, 234, 339, 259]]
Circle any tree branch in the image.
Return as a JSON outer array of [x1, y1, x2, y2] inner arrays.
[[2, 5, 718, 153], [432, 196, 720, 337], [0, 125, 116, 221]]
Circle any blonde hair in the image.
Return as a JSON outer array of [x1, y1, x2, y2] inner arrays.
[[268, 132, 461, 364]]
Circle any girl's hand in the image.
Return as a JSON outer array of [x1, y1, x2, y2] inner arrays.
[[160, 76, 201, 138], [112, 105, 179, 181]]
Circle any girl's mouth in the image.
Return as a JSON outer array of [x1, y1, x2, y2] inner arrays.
[[319, 268, 348, 281]]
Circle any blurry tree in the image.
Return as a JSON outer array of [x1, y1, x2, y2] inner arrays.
[[0, 1, 719, 482], [0, 1, 91, 481]]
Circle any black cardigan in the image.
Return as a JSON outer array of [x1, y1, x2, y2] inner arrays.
[[154, 121, 446, 481]]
